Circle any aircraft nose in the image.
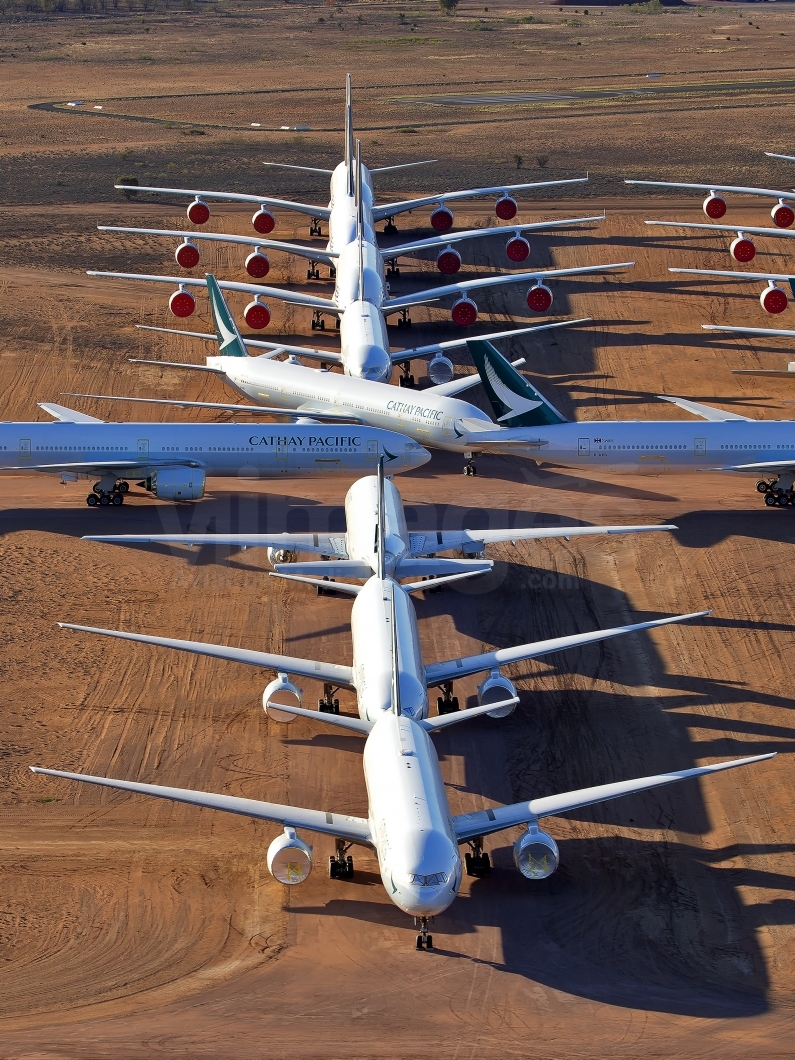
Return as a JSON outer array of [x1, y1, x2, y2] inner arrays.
[[358, 345, 391, 382]]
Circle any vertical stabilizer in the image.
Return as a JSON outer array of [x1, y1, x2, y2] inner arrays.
[[206, 274, 249, 358], [345, 73, 354, 198], [466, 340, 568, 427]]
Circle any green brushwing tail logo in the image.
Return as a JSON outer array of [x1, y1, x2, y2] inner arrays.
[[466, 340, 568, 428], [206, 274, 248, 358]]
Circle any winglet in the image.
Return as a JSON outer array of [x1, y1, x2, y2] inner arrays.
[[206, 274, 249, 358]]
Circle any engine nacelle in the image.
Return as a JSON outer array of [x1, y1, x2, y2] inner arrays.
[[506, 235, 530, 262], [436, 247, 462, 275], [495, 195, 518, 220], [146, 467, 206, 501], [175, 240, 200, 269], [245, 250, 270, 278], [451, 296, 478, 326], [267, 547, 297, 567], [761, 283, 788, 314], [187, 197, 210, 225], [430, 206, 454, 233], [771, 202, 795, 229], [729, 235, 755, 263], [244, 297, 271, 329], [527, 283, 553, 313], [252, 207, 275, 234], [428, 354, 455, 385], [702, 192, 727, 220], [477, 668, 517, 718], [266, 827, 313, 885], [514, 824, 559, 880], [169, 286, 196, 318], [262, 671, 303, 723]]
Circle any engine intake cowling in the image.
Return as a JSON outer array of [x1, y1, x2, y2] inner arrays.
[[771, 202, 795, 229], [527, 283, 553, 313], [146, 467, 206, 501], [267, 547, 297, 567], [729, 236, 755, 263], [436, 247, 462, 275], [431, 206, 454, 233], [267, 827, 313, 885], [702, 192, 727, 220], [252, 207, 275, 234], [451, 296, 478, 326], [506, 236, 530, 262], [477, 668, 517, 718], [263, 672, 303, 723], [187, 197, 210, 225], [496, 195, 518, 221], [244, 297, 271, 329], [428, 354, 455, 385], [175, 240, 200, 269], [245, 251, 270, 278], [514, 824, 559, 879], [169, 286, 196, 318], [761, 283, 788, 314]]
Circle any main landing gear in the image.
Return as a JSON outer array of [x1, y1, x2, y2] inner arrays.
[[318, 683, 340, 714], [398, 362, 416, 389], [395, 308, 412, 329], [306, 260, 321, 281], [437, 682, 459, 715], [758, 477, 795, 507], [383, 217, 398, 236], [385, 257, 400, 279], [310, 310, 326, 331], [465, 836, 491, 878], [463, 454, 477, 477], [329, 838, 354, 880], [415, 917, 433, 950], [309, 217, 323, 237], [86, 479, 128, 508]]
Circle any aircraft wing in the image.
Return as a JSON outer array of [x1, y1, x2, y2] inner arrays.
[[765, 152, 795, 163], [409, 522, 677, 556], [61, 393, 363, 423], [702, 458, 795, 474], [424, 610, 709, 687], [87, 272, 339, 313], [386, 263, 633, 312], [645, 220, 795, 239], [669, 267, 795, 282], [113, 183, 332, 220], [0, 458, 200, 474], [656, 395, 749, 422], [371, 177, 589, 221], [135, 325, 345, 365], [38, 402, 105, 424], [83, 532, 351, 558], [626, 179, 795, 201], [383, 215, 605, 258], [702, 324, 795, 338], [98, 226, 338, 267], [391, 318, 591, 369], [31, 767, 371, 844], [452, 753, 775, 842], [58, 622, 355, 688]]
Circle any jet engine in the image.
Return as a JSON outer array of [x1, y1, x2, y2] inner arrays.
[[513, 824, 559, 880], [430, 206, 454, 233], [245, 250, 270, 278], [262, 672, 303, 723], [451, 296, 478, 326], [252, 207, 275, 234], [771, 202, 795, 229], [145, 467, 206, 500], [495, 195, 518, 220], [760, 283, 788, 314], [266, 827, 313, 885], [477, 668, 517, 718], [187, 197, 210, 225], [169, 286, 196, 318], [267, 547, 297, 567], [436, 247, 462, 275], [702, 192, 727, 219], [526, 283, 553, 313], [506, 236, 530, 262], [244, 297, 271, 329], [428, 354, 455, 385], [175, 240, 200, 269], [729, 235, 755, 263]]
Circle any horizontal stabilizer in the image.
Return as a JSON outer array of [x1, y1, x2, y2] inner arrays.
[[453, 753, 775, 842], [395, 557, 500, 577], [274, 561, 371, 578], [401, 567, 491, 594], [657, 395, 749, 422], [420, 697, 519, 732], [269, 572, 360, 596]]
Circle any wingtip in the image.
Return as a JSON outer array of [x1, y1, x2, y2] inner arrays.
[[29, 766, 41, 774]]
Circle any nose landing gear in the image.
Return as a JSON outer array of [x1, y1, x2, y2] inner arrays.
[[463, 454, 477, 477], [415, 917, 433, 950]]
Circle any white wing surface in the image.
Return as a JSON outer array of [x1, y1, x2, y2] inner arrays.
[[408, 522, 677, 556]]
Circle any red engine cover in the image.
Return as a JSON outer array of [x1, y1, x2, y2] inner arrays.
[[526, 284, 553, 313], [703, 194, 727, 220], [169, 288, 196, 318], [771, 203, 795, 229], [187, 198, 210, 225], [506, 236, 530, 262], [760, 284, 788, 315], [495, 196, 518, 221], [451, 297, 478, 326], [431, 207, 454, 233], [244, 299, 271, 329], [175, 241, 200, 269], [729, 236, 755, 263], [437, 249, 462, 275], [245, 251, 270, 278], [252, 208, 275, 234]]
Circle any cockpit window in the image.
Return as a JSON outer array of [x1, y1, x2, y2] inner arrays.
[[410, 872, 448, 886]]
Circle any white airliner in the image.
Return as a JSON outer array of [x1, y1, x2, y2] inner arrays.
[[626, 179, 795, 227], [34, 466, 763, 948], [669, 266, 795, 316], [0, 400, 428, 507], [702, 323, 795, 376]]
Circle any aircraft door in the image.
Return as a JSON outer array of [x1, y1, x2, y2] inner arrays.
[[578, 437, 590, 455], [19, 438, 31, 458], [137, 438, 149, 459], [366, 439, 379, 462], [694, 437, 706, 457], [442, 416, 453, 438]]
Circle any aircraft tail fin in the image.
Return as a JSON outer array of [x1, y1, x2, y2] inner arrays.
[[206, 274, 249, 358], [466, 340, 568, 427]]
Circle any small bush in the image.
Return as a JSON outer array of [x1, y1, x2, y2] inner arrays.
[[514, 153, 523, 169], [536, 155, 549, 168], [438, 0, 458, 14]]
